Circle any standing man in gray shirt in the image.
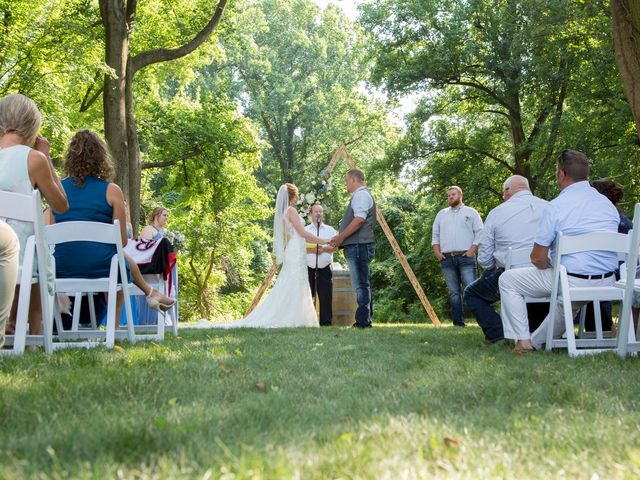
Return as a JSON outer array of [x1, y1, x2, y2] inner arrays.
[[432, 186, 483, 327], [330, 169, 376, 328]]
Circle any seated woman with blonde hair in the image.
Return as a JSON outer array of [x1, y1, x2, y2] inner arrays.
[[0, 93, 68, 335], [140, 207, 169, 241], [47, 130, 175, 318]]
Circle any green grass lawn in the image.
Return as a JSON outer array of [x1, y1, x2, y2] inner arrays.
[[1, 323, 640, 479]]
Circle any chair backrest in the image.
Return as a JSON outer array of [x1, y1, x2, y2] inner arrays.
[[504, 247, 532, 270], [0, 190, 40, 222], [0, 190, 49, 268], [46, 220, 123, 248], [556, 230, 630, 257], [550, 230, 629, 306]]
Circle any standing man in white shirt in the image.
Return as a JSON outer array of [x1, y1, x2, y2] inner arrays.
[[463, 175, 548, 343], [305, 204, 337, 326], [499, 150, 620, 353], [432, 186, 483, 327]]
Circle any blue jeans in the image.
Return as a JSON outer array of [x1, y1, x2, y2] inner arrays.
[[441, 255, 477, 325], [344, 243, 375, 327], [463, 268, 504, 341]]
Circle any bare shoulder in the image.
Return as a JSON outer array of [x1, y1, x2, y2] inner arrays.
[[27, 148, 47, 171], [106, 182, 124, 206]]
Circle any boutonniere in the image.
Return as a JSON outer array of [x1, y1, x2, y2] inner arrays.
[[465, 215, 471, 222]]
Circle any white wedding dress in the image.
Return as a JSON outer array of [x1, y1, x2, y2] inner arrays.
[[214, 206, 318, 328]]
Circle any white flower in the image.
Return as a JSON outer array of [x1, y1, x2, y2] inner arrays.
[[305, 192, 316, 204]]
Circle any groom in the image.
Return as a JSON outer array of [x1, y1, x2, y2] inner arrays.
[[330, 169, 376, 328]]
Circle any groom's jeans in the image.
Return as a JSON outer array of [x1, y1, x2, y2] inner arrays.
[[440, 254, 477, 326], [344, 243, 375, 327]]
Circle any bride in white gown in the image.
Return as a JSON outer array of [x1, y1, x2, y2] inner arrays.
[[214, 183, 328, 328]]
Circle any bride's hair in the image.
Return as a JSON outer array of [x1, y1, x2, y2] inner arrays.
[[285, 183, 298, 203]]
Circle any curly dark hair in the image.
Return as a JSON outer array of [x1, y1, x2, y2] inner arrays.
[[591, 178, 624, 206], [64, 130, 114, 186]]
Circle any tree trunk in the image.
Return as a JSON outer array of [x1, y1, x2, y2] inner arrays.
[[99, 0, 228, 230], [100, 0, 130, 199], [125, 61, 141, 234], [611, 0, 640, 139]]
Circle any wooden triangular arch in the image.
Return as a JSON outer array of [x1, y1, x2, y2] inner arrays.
[[245, 145, 441, 326]]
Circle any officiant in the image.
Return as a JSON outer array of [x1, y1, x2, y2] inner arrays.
[[305, 204, 337, 326]]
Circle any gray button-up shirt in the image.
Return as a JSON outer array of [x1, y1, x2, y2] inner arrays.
[[478, 190, 548, 270], [431, 204, 483, 253]]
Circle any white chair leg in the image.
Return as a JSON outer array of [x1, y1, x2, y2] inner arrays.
[[578, 305, 587, 338], [42, 290, 54, 355], [122, 284, 136, 344], [593, 301, 603, 340], [565, 300, 578, 357], [12, 286, 31, 355], [105, 289, 117, 349], [88, 294, 97, 329], [71, 292, 82, 332]]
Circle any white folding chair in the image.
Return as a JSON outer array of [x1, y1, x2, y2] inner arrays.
[[46, 220, 136, 350], [0, 190, 54, 356], [129, 270, 179, 339], [545, 231, 629, 356], [617, 203, 640, 357]]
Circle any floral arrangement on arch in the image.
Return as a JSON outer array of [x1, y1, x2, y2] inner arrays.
[[297, 167, 333, 220]]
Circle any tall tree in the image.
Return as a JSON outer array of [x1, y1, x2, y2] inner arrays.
[[361, 0, 629, 195], [221, 0, 396, 188], [98, 0, 228, 232], [612, 0, 640, 139]]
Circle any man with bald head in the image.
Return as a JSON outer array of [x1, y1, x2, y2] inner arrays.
[[499, 150, 619, 353], [463, 175, 548, 343]]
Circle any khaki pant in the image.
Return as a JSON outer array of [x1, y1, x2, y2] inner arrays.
[[0, 220, 19, 348]]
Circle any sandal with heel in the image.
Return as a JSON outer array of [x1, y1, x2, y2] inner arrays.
[[146, 287, 176, 313]]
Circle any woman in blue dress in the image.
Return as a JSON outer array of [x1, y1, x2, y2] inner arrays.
[[48, 130, 175, 326]]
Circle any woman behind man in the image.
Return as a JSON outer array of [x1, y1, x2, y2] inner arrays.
[[49, 130, 174, 321], [0, 93, 68, 335]]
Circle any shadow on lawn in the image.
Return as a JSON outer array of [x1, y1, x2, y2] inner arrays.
[[1, 324, 640, 473]]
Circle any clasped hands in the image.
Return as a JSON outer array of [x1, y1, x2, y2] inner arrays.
[[328, 234, 344, 248]]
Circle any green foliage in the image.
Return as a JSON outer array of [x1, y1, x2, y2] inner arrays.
[[362, 0, 640, 203], [138, 92, 269, 321], [219, 0, 399, 189]]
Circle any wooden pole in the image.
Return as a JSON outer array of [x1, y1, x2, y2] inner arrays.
[[375, 206, 441, 326], [244, 261, 277, 316]]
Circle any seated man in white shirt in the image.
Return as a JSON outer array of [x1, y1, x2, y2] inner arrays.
[[499, 150, 620, 353], [463, 175, 548, 343], [305, 204, 337, 326]]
